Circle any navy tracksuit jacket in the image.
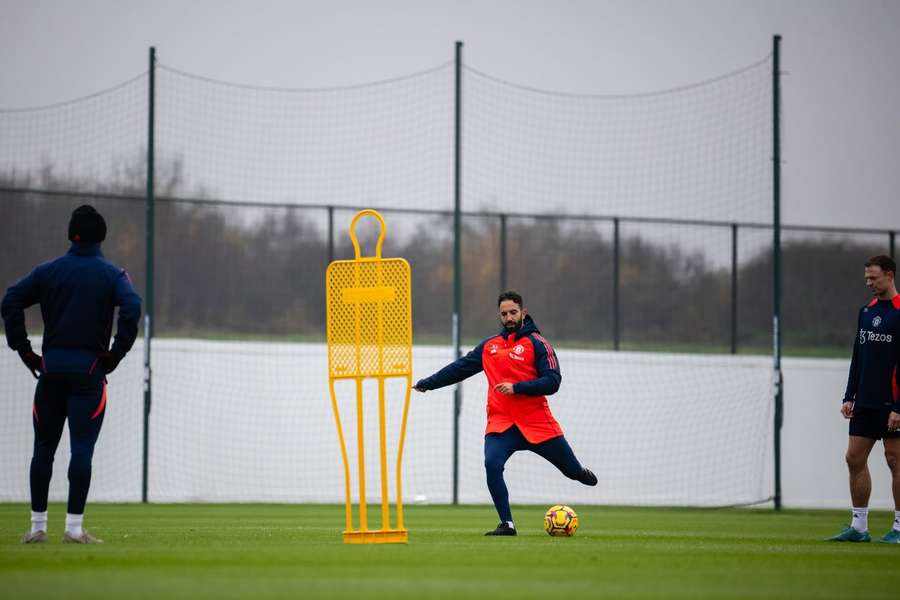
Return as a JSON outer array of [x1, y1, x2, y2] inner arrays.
[[2, 242, 141, 369], [1, 241, 142, 514], [843, 294, 900, 411]]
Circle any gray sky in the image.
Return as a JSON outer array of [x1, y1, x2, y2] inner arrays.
[[1, 0, 898, 229]]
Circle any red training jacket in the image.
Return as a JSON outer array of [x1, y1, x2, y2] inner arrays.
[[416, 315, 563, 443]]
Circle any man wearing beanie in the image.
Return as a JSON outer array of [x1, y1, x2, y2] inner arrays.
[[1, 204, 142, 544]]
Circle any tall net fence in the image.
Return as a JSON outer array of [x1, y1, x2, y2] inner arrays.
[[0, 75, 149, 504], [155, 63, 455, 209], [456, 57, 776, 506], [462, 59, 773, 222], [1, 49, 894, 506]]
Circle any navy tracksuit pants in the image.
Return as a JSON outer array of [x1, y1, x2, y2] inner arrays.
[[30, 372, 107, 514], [484, 425, 585, 523]]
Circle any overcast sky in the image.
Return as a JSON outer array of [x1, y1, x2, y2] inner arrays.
[[1, 0, 898, 229]]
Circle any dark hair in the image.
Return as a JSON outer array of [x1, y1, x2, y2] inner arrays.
[[497, 290, 523, 308], [68, 204, 107, 243], [865, 255, 896, 275]]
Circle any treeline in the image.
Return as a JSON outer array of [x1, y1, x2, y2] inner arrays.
[[1, 169, 888, 354]]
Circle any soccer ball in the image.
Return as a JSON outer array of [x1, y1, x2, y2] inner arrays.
[[543, 504, 578, 537]]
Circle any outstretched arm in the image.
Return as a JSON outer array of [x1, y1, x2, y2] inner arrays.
[[414, 342, 485, 391]]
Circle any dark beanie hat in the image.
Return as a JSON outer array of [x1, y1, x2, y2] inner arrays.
[[68, 205, 107, 243]]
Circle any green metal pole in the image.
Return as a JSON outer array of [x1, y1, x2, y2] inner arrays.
[[499, 214, 507, 291], [327, 206, 335, 263], [772, 35, 783, 511], [731, 223, 738, 354], [613, 218, 620, 351], [142, 46, 156, 504], [452, 41, 463, 506]]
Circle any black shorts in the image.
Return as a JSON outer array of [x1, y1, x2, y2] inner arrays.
[[849, 406, 900, 440]]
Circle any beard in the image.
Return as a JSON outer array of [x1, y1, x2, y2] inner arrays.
[[504, 318, 523, 332]]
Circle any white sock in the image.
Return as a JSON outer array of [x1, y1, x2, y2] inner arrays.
[[893, 510, 900, 532], [851, 507, 868, 533], [506, 521, 515, 529], [31, 511, 48, 534], [65, 513, 84, 537]]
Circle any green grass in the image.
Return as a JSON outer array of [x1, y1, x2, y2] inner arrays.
[[1, 504, 897, 599]]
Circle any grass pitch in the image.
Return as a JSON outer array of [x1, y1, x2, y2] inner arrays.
[[1, 503, 896, 599]]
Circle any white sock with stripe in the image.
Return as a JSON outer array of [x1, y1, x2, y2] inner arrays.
[[893, 510, 900, 532]]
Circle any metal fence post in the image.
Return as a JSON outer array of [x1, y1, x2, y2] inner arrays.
[[327, 206, 335, 263], [452, 40, 463, 505], [731, 223, 738, 354], [142, 46, 156, 504], [772, 34, 784, 511], [499, 213, 507, 291], [613, 218, 620, 351]]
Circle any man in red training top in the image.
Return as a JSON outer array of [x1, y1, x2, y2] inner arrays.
[[414, 291, 597, 536]]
